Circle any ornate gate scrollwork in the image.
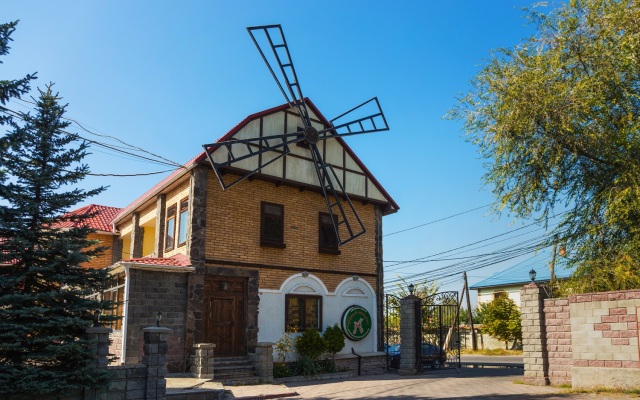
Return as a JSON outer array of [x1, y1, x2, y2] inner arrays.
[[420, 291, 461, 370]]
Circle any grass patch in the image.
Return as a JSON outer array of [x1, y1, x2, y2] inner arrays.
[[565, 386, 640, 396], [460, 349, 523, 356]]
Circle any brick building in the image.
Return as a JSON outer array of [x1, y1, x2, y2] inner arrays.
[[81, 100, 398, 373]]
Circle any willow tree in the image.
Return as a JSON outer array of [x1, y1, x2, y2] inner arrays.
[[450, 0, 640, 293]]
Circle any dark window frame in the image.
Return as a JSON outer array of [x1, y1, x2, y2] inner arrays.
[[103, 273, 125, 331], [260, 201, 285, 248], [318, 212, 341, 255], [493, 291, 507, 300], [177, 197, 189, 247], [165, 204, 177, 252], [285, 294, 322, 332]]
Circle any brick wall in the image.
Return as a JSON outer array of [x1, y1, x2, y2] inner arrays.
[[126, 268, 189, 372], [81, 232, 116, 269], [570, 291, 639, 369], [543, 298, 572, 385], [205, 172, 379, 290], [522, 285, 640, 389]]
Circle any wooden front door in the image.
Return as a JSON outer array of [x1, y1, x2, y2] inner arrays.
[[203, 275, 247, 356]]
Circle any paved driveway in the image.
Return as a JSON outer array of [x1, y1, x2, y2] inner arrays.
[[270, 368, 635, 400]]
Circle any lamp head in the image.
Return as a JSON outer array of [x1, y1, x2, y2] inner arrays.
[[529, 268, 537, 282], [156, 311, 163, 327], [408, 283, 415, 295]]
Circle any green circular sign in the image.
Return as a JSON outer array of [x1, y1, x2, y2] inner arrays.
[[341, 305, 372, 341]]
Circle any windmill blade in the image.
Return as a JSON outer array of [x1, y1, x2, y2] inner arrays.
[[202, 131, 303, 189], [317, 97, 390, 140], [309, 144, 366, 246], [247, 25, 312, 128]]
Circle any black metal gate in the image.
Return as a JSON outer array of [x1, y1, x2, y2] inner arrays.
[[384, 294, 400, 371], [420, 291, 461, 370]]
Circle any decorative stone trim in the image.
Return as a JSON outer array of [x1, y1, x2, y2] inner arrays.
[[191, 343, 216, 379], [250, 342, 274, 383]]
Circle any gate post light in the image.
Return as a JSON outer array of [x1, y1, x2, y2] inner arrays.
[[156, 311, 163, 327], [408, 283, 415, 295], [529, 268, 537, 282]]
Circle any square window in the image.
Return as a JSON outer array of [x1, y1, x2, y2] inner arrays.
[[319, 213, 340, 255], [285, 294, 322, 331], [261, 202, 285, 248], [165, 204, 177, 251], [177, 198, 189, 247]]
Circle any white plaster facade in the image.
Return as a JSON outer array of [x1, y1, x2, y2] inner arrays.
[[476, 284, 523, 307], [258, 272, 378, 360]]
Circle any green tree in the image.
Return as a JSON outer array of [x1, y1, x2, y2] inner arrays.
[[449, 0, 640, 293], [481, 297, 522, 349], [389, 278, 439, 307], [0, 21, 36, 125], [0, 84, 110, 397], [322, 324, 345, 365]]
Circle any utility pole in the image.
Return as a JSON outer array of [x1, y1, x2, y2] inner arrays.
[[463, 272, 477, 350]]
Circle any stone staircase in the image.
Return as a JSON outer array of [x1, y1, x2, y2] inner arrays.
[[213, 356, 261, 385]]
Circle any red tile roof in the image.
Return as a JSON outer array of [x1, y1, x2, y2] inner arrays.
[[120, 253, 191, 267], [52, 204, 122, 233]]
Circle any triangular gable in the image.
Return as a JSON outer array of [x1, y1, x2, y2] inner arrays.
[[207, 98, 398, 213]]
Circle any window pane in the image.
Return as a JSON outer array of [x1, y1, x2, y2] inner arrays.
[[288, 297, 300, 330], [178, 208, 188, 245], [319, 213, 338, 249], [165, 218, 175, 249], [304, 298, 319, 329], [264, 216, 282, 241], [261, 203, 284, 245]]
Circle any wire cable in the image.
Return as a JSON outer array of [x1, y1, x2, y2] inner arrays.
[[384, 204, 491, 237]]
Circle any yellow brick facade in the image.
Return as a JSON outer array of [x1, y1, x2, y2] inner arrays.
[[82, 232, 115, 269], [204, 171, 379, 292]]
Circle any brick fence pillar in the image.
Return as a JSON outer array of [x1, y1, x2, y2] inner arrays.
[[143, 327, 172, 400], [398, 295, 421, 375], [85, 326, 112, 368], [191, 343, 216, 379], [251, 342, 274, 383], [521, 282, 549, 385]]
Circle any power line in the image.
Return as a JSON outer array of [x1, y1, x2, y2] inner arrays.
[[384, 204, 491, 237], [383, 210, 568, 272], [1, 105, 186, 176], [15, 98, 184, 169], [382, 225, 566, 289], [383, 240, 553, 290]]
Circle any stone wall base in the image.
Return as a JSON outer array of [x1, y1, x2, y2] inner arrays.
[[334, 353, 386, 375], [572, 367, 640, 390]]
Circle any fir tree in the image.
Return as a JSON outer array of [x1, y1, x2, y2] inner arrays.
[[0, 20, 36, 125], [0, 84, 111, 396]]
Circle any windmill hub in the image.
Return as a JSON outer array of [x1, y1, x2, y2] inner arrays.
[[304, 126, 319, 144]]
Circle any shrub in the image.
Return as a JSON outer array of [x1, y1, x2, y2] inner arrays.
[[323, 324, 345, 365], [296, 328, 325, 361]]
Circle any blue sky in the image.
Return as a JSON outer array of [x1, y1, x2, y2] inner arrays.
[[3, 1, 555, 300]]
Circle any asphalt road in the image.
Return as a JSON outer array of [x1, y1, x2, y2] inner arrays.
[[460, 355, 523, 365]]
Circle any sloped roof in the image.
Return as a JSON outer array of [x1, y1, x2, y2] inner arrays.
[[470, 250, 575, 290], [113, 98, 399, 225], [120, 253, 191, 267], [52, 204, 122, 233]]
